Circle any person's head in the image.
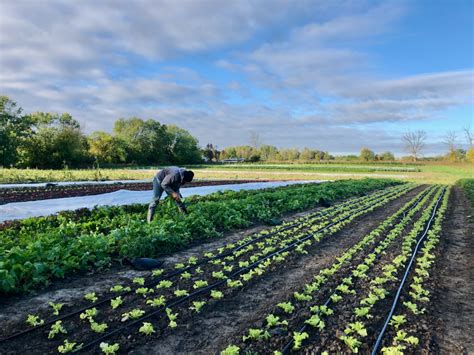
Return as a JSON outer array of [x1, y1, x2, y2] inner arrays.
[[182, 170, 194, 183]]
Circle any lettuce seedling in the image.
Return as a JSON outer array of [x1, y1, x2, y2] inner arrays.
[[49, 302, 64, 316], [189, 301, 206, 313], [146, 295, 166, 308], [211, 290, 224, 299], [305, 315, 325, 331], [48, 320, 67, 339], [110, 285, 131, 293], [26, 314, 44, 327], [99, 342, 119, 355], [132, 277, 145, 286], [394, 330, 419, 346], [212, 271, 226, 280], [193, 280, 208, 289], [84, 292, 98, 303], [294, 291, 312, 302], [80, 308, 98, 321], [221, 344, 239, 355], [110, 296, 123, 310], [227, 280, 243, 288], [292, 331, 309, 350], [339, 335, 361, 353], [242, 328, 270, 342], [389, 315, 406, 330], [174, 289, 189, 297], [156, 280, 173, 289], [344, 322, 368, 337], [355, 307, 373, 319], [180, 271, 192, 280], [121, 309, 145, 322], [58, 339, 82, 353], [381, 344, 406, 355], [265, 314, 288, 328], [277, 302, 295, 314], [188, 256, 198, 265], [330, 293, 342, 303], [139, 322, 155, 335], [90, 321, 108, 333], [136, 287, 154, 297]]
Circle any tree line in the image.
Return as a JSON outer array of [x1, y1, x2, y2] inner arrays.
[[0, 96, 202, 168]]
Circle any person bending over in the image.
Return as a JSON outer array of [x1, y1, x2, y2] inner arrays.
[[147, 166, 194, 223]]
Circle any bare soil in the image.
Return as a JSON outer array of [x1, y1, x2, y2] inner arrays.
[[430, 186, 474, 354]]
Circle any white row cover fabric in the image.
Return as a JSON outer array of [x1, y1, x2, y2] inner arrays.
[[0, 179, 153, 189], [0, 181, 321, 222]]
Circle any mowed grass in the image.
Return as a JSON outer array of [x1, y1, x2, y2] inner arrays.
[[0, 162, 472, 185]]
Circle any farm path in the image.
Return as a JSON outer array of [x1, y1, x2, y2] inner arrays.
[[130, 186, 424, 354], [432, 186, 474, 354]]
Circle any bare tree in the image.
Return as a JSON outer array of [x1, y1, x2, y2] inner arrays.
[[402, 130, 427, 161], [463, 125, 473, 148], [443, 130, 457, 152], [249, 131, 262, 148]]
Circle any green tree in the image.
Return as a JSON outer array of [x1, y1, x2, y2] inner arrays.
[[259, 145, 279, 161], [360, 147, 375, 161], [114, 118, 170, 165], [21, 112, 91, 168], [221, 147, 237, 159], [88, 131, 127, 164], [0, 96, 32, 167], [379, 151, 395, 161], [300, 148, 316, 161], [166, 125, 202, 164], [279, 148, 300, 161]]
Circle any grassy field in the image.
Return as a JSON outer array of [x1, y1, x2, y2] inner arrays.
[[0, 162, 472, 185]]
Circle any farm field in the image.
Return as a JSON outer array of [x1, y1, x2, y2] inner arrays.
[[0, 179, 472, 354], [0, 162, 472, 185]]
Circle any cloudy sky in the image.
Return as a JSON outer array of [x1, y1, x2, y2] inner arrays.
[[1, 0, 473, 155]]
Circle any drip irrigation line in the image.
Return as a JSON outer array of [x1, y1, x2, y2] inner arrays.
[[279, 185, 437, 354], [370, 187, 446, 355], [0, 186, 408, 344], [74, 187, 411, 353]]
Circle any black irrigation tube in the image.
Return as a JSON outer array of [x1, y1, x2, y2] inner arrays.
[[280, 185, 437, 354], [74, 187, 412, 353], [370, 187, 446, 355], [0, 186, 408, 344]]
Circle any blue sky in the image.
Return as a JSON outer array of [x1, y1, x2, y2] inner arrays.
[[0, 0, 472, 156]]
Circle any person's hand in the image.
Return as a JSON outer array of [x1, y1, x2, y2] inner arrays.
[[171, 192, 181, 201]]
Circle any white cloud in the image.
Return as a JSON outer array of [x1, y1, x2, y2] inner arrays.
[[0, 0, 472, 155]]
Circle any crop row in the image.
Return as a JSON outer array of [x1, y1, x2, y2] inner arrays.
[[277, 185, 447, 355], [0, 183, 413, 353], [221, 185, 438, 354], [0, 179, 402, 293], [377, 187, 449, 354], [328, 187, 447, 354]]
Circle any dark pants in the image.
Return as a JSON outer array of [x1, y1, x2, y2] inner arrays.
[[149, 176, 165, 210]]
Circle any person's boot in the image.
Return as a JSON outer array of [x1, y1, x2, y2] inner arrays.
[[147, 207, 156, 223]]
